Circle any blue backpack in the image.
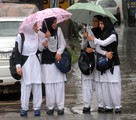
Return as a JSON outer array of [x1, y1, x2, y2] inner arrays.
[[55, 48, 71, 73], [54, 33, 71, 73]]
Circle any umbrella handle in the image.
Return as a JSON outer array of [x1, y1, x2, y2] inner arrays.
[[44, 20, 48, 31], [83, 25, 87, 32]]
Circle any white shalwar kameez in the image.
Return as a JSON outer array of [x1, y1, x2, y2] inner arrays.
[[16, 23, 42, 111], [94, 34, 122, 109], [39, 27, 66, 110], [80, 26, 95, 108]]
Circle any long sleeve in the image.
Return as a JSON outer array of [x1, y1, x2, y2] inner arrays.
[[80, 38, 88, 50], [95, 44, 106, 55], [87, 26, 94, 36], [38, 30, 48, 52], [38, 38, 47, 52], [94, 34, 117, 46], [57, 27, 66, 54]]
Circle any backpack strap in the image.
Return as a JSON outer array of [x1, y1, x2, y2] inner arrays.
[[19, 33, 25, 63], [20, 33, 25, 54]]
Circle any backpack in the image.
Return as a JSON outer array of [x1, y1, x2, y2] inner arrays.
[[78, 51, 95, 75], [54, 31, 72, 73], [9, 33, 25, 80], [96, 53, 113, 74], [55, 48, 72, 73], [96, 32, 117, 74]]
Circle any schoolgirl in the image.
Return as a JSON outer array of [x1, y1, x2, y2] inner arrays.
[[38, 17, 66, 115], [88, 17, 122, 113], [80, 15, 102, 113], [16, 22, 42, 117]]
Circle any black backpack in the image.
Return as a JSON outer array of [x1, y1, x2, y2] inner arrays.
[[78, 51, 95, 75], [9, 33, 25, 80]]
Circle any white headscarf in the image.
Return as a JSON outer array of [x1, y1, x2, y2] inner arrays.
[[18, 22, 38, 55]]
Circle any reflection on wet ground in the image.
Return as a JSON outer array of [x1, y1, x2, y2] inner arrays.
[[117, 25, 136, 114]]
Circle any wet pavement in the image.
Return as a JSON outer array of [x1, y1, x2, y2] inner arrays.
[[0, 23, 136, 120]]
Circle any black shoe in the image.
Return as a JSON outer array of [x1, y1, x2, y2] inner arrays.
[[58, 109, 64, 115], [83, 107, 90, 114], [104, 108, 113, 113], [98, 107, 105, 113], [115, 108, 122, 114], [34, 110, 41, 117], [20, 110, 27, 117], [46, 109, 54, 115]]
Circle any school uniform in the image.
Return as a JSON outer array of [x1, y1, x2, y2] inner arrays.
[[80, 26, 101, 111], [94, 33, 122, 110], [15, 31, 42, 111], [39, 27, 66, 111]]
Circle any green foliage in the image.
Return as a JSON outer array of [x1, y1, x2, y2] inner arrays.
[[72, 22, 82, 41], [67, 43, 81, 64], [68, 49, 78, 64], [66, 21, 83, 64]]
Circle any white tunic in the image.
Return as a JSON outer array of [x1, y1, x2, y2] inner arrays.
[[16, 34, 42, 85], [38, 27, 66, 84], [94, 34, 121, 83]]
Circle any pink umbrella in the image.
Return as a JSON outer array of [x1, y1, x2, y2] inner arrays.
[[19, 13, 38, 32], [36, 8, 72, 23], [19, 8, 72, 32]]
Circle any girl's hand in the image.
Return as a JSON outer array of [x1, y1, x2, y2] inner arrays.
[[45, 30, 51, 38], [55, 53, 61, 62], [88, 35, 94, 41], [85, 47, 95, 53], [82, 32, 88, 38], [42, 41, 48, 47], [105, 51, 113, 59], [16, 67, 22, 76]]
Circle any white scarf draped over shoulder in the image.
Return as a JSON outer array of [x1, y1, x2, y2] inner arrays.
[[16, 22, 38, 56]]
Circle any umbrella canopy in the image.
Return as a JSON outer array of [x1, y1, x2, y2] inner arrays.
[[19, 8, 72, 32], [19, 13, 38, 32], [66, 3, 117, 24], [36, 8, 72, 28]]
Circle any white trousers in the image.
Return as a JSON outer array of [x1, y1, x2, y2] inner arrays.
[[95, 82, 104, 108], [21, 82, 42, 111], [45, 82, 65, 110], [96, 82, 121, 109], [82, 74, 93, 108]]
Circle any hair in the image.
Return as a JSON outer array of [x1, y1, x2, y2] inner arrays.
[[94, 15, 103, 22], [41, 17, 57, 36], [91, 15, 103, 38]]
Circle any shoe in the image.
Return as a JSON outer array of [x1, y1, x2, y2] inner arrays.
[[46, 109, 54, 115], [58, 109, 64, 115], [115, 108, 122, 114], [20, 110, 27, 117], [83, 107, 90, 114], [98, 107, 105, 113], [104, 108, 113, 113], [34, 110, 41, 117]]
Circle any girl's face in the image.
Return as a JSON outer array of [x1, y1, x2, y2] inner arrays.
[[92, 17, 99, 28], [33, 22, 38, 33], [52, 19, 57, 29], [99, 21, 104, 30]]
